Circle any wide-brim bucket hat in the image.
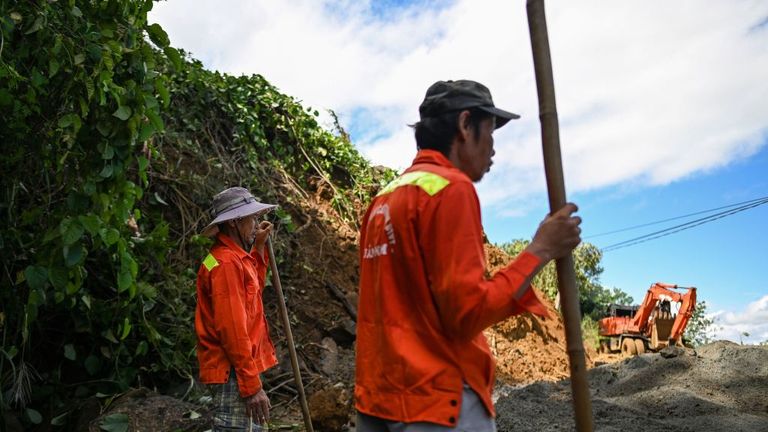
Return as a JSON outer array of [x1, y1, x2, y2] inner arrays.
[[201, 187, 276, 237]]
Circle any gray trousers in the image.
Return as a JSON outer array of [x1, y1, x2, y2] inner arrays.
[[356, 384, 496, 432]]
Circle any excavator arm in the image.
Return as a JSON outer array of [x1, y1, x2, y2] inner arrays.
[[630, 283, 682, 333], [669, 287, 696, 343], [630, 283, 695, 335]]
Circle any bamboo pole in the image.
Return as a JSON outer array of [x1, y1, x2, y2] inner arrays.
[[266, 237, 314, 432], [526, 1, 594, 431]]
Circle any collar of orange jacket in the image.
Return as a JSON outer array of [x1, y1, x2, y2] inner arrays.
[[411, 149, 454, 169], [215, 232, 251, 259]]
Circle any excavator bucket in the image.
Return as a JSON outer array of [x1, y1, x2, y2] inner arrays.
[[651, 317, 674, 350]]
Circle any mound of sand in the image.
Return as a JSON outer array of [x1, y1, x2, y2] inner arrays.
[[495, 341, 768, 432]]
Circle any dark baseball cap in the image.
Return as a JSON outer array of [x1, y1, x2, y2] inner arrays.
[[418, 79, 520, 129]]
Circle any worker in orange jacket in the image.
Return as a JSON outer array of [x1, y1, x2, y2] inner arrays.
[[196, 186, 278, 431], [355, 80, 582, 431]]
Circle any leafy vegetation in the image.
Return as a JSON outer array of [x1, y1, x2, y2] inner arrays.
[[0, 1, 389, 429], [684, 300, 715, 347], [498, 240, 633, 321]]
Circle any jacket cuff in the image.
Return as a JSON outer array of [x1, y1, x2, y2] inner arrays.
[[507, 251, 552, 319], [236, 372, 262, 398], [515, 287, 552, 319], [511, 250, 541, 275]]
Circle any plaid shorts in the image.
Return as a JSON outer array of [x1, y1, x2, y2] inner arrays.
[[211, 369, 265, 431]]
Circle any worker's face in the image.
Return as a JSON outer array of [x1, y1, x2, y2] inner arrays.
[[458, 115, 496, 182], [235, 214, 259, 250]]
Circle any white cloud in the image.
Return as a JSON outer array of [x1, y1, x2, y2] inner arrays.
[[711, 295, 768, 345], [149, 0, 768, 214]]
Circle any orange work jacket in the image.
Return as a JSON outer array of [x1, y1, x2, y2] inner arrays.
[[195, 233, 277, 397], [355, 150, 550, 426]]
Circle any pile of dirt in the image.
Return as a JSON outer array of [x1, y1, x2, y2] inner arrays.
[[495, 341, 768, 431], [484, 244, 594, 385]]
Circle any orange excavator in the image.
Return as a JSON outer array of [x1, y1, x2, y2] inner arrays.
[[598, 283, 697, 356]]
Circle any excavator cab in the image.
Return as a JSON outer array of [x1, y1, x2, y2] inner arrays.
[[608, 304, 639, 318]]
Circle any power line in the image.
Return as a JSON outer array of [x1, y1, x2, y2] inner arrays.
[[586, 194, 768, 239], [600, 197, 768, 252]]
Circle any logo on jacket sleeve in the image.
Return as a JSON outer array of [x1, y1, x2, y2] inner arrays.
[[363, 203, 395, 259]]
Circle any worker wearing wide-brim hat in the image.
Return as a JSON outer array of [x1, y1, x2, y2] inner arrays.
[[195, 186, 278, 431]]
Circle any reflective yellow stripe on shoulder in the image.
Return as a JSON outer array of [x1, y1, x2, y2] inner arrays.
[[203, 254, 219, 271], [377, 171, 450, 197]]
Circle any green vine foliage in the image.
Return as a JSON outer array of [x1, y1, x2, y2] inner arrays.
[[0, 0, 180, 427], [1, 0, 390, 428]]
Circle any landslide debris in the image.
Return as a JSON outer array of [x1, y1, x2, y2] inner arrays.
[[485, 245, 595, 385]]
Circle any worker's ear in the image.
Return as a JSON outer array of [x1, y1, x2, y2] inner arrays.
[[456, 110, 473, 142]]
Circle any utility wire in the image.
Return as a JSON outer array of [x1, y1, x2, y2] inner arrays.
[[600, 197, 768, 252], [586, 194, 768, 239]]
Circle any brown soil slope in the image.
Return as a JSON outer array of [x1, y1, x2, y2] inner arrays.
[[485, 246, 593, 386], [495, 341, 768, 432]]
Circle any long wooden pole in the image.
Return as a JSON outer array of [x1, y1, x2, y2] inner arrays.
[[266, 237, 314, 432], [526, 1, 594, 431]]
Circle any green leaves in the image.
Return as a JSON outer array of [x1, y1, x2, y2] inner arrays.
[[25, 16, 44, 35], [79, 214, 101, 235], [120, 318, 132, 340], [163, 46, 182, 70], [64, 244, 85, 267], [146, 23, 170, 48], [60, 218, 84, 245], [99, 413, 129, 432], [118, 251, 138, 294], [64, 344, 76, 360], [685, 301, 715, 347], [2, 2, 193, 426], [100, 228, 121, 246], [155, 78, 170, 107], [51, 411, 70, 426], [25, 408, 43, 425], [57, 113, 82, 131], [24, 266, 49, 291], [48, 266, 69, 291], [113, 106, 132, 121]]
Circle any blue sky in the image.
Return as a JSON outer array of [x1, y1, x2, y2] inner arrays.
[[485, 145, 768, 310], [150, 0, 768, 343]]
